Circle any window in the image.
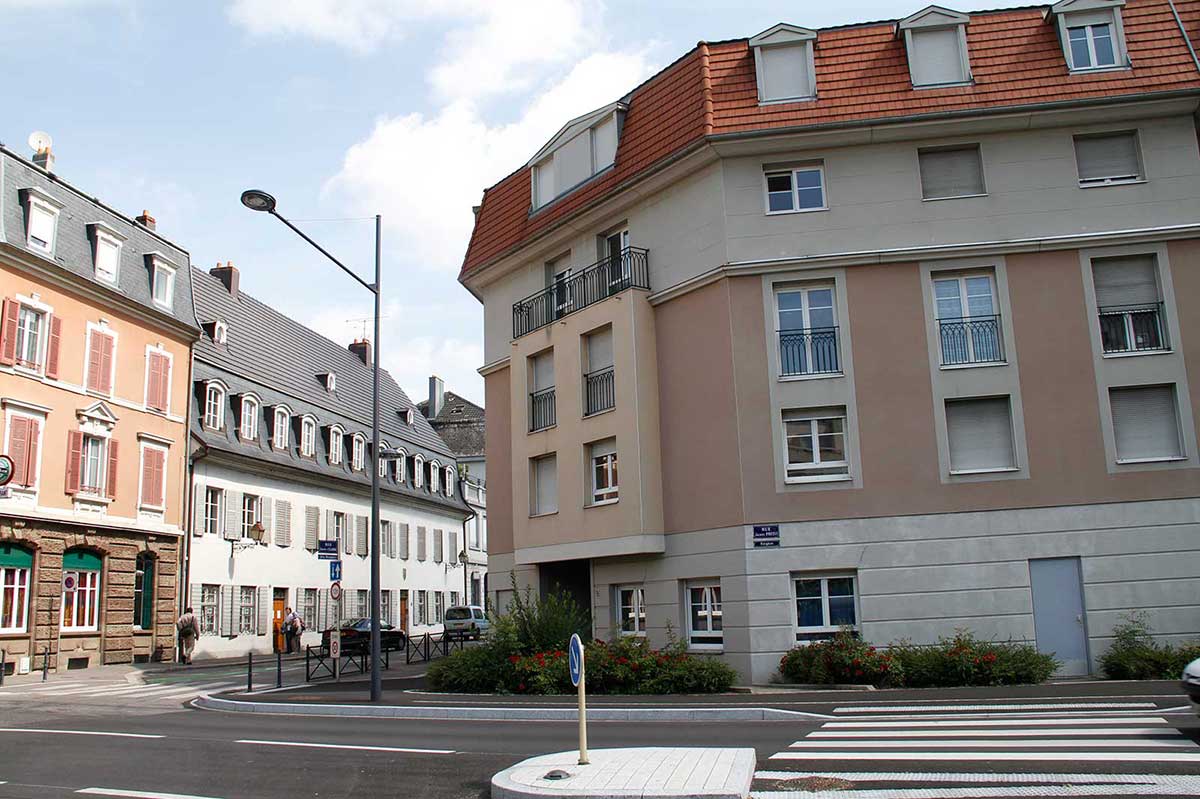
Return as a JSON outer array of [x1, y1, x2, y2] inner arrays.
[[203, 487, 223, 535], [328, 428, 343, 465], [204, 383, 225, 430], [444, 466, 455, 497], [152, 261, 176, 308], [242, 494, 262, 536], [765, 166, 825, 213], [324, 372, 337, 392], [589, 439, 618, 505], [583, 327, 615, 415], [417, 590, 428, 625], [238, 586, 257, 635], [145, 351, 171, 413], [413, 455, 425, 488], [333, 511, 347, 553], [1110, 385, 1183, 463], [919, 145, 985, 200], [213, 321, 228, 345], [24, 194, 60, 254], [529, 350, 556, 432], [907, 26, 970, 86], [530, 454, 558, 515], [80, 435, 107, 495], [1074, 131, 1141, 186], [776, 286, 839, 376], [434, 591, 444, 624], [1092, 256, 1167, 354], [5, 413, 42, 490], [92, 230, 122, 284], [85, 328, 116, 395], [945, 396, 1016, 473], [1067, 21, 1117, 70], [381, 519, 393, 558], [352, 435, 365, 471], [133, 554, 154, 630], [794, 573, 858, 641], [783, 407, 849, 481], [356, 589, 369, 619], [273, 407, 290, 449], [240, 396, 259, 441], [934, 273, 1003, 365], [749, 25, 818, 103], [531, 106, 623, 209], [0, 544, 33, 634], [617, 586, 646, 635], [14, 305, 46, 370], [429, 461, 440, 494], [301, 417, 316, 457], [381, 591, 392, 626], [301, 588, 318, 630], [395, 450, 407, 483], [200, 584, 220, 635], [687, 582, 723, 648], [61, 550, 102, 631], [139, 445, 166, 509]]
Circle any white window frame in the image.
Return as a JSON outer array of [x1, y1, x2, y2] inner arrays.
[[239, 395, 259, 441], [775, 284, 840, 378], [395, 448, 407, 483], [203, 487, 224, 536], [413, 455, 425, 488], [237, 586, 257, 635], [300, 416, 316, 457], [23, 190, 62, 256], [793, 573, 859, 641], [325, 373, 337, 392], [429, 460, 441, 494], [352, 435, 365, 472], [14, 304, 47, 373], [356, 589, 369, 619], [417, 590, 428, 625], [200, 584, 220, 635], [332, 511, 347, 551], [616, 585, 646, 636], [444, 466, 455, 498], [1067, 22, 1117, 69], [301, 588, 318, 630], [1073, 130, 1143, 187], [151, 259, 176, 309], [328, 426, 344, 466], [0, 562, 31, 634], [137, 440, 168, 511], [91, 226, 124, 285], [764, 165, 827, 215], [61, 567, 101, 632], [932, 271, 1003, 367], [79, 434, 108, 497], [686, 581, 723, 650], [213, 320, 228, 345], [272, 407, 290, 450], [203, 381, 225, 430], [242, 494, 262, 537], [589, 441, 618, 506], [783, 408, 850, 483]]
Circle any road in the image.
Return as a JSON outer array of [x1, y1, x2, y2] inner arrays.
[[0, 673, 1196, 798]]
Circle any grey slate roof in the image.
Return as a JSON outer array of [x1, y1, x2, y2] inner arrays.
[[191, 267, 466, 514], [417, 391, 485, 459], [0, 147, 197, 330]]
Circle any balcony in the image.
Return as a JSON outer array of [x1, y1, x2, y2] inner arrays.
[[513, 247, 650, 339], [1099, 303, 1168, 354], [464, 478, 486, 506], [584, 366, 615, 416], [529, 386, 556, 432], [938, 315, 1004, 366], [779, 327, 840, 377]]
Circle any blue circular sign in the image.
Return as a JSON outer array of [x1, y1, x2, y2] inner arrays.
[[568, 633, 584, 687]]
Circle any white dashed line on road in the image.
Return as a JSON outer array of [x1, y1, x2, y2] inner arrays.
[[236, 739, 455, 754], [832, 702, 1160, 713]]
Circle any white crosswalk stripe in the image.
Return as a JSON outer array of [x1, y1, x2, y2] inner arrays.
[[0, 679, 239, 703]]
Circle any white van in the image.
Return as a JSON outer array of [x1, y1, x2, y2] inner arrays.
[[444, 605, 489, 639]]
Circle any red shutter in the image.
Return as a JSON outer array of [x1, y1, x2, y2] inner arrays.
[[86, 333, 103, 392], [45, 316, 62, 379], [25, 419, 39, 488], [99, 334, 114, 395], [146, 448, 164, 506], [0, 300, 18, 366], [154, 448, 166, 506], [156, 354, 170, 412], [65, 430, 83, 495], [105, 438, 119, 499], [146, 354, 163, 411], [8, 417, 29, 486]]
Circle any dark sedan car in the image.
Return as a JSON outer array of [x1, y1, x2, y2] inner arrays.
[[322, 618, 407, 652]]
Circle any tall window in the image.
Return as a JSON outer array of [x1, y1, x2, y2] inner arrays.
[[413, 455, 424, 488], [381, 591, 392, 625], [301, 417, 316, 457], [0, 544, 32, 634], [434, 592, 444, 624], [794, 573, 858, 641], [687, 583, 723, 648], [444, 466, 455, 498], [93, 234, 121, 284], [1067, 22, 1116, 70], [1093, 256, 1166, 354], [333, 512, 347, 553], [352, 436, 365, 471], [15, 306, 45, 369], [934, 274, 1002, 365], [204, 384, 225, 430], [204, 487, 223, 536], [530, 454, 558, 515], [61, 550, 102, 631], [528, 350, 556, 432], [238, 586, 257, 635], [329, 428, 343, 465], [356, 589, 369, 619], [783, 407, 848, 481], [133, 553, 154, 630], [27, 201, 58, 252], [273, 408, 289, 449], [429, 461, 440, 494], [242, 494, 262, 536], [200, 584, 220, 635], [240, 397, 259, 441], [765, 165, 825, 213], [584, 327, 615, 415], [417, 590, 428, 625], [301, 588, 318, 630], [80, 435, 107, 495], [776, 286, 839, 376], [589, 439, 618, 504], [617, 586, 646, 635]]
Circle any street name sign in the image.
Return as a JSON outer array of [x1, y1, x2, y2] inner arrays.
[[753, 524, 780, 548], [318, 540, 338, 560]]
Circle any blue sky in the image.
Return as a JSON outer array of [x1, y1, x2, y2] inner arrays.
[[0, 0, 1032, 406]]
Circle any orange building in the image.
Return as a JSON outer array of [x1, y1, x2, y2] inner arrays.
[[0, 145, 197, 673]]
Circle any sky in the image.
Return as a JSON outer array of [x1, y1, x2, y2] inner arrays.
[[0, 0, 1035, 407]]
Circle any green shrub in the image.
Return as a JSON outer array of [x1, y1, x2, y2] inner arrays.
[[427, 643, 512, 693], [779, 629, 903, 687], [1100, 613, 1200, 680], [503, 576, 591, 654]]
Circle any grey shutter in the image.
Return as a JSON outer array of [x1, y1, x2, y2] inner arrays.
[[759, 40, 810, 101], [275, 500, 292, 546], [417, 526, 427, 561], [1092, 256, 1159, 307], [433, 529, 443, 563], [448, 531, 458, 563], [260, 497, 272, 535], [1111, 385, 1182, 461], [1075, 132, 1140, 182], [399, 523, 410, 560], [356, 515, 368, 557], [192, 484, 205, 536], [946, 397, 1015, 471], [919, 146, 984, 199], [257, 586, 270, 635], [304, 505, 319, 551], [911, 27, 966, 86], [586, 328, 613, 371], [318, 589, 329, 631], [224, 490, 242, 540], [386, 590, 396, 626], [189, 584, 201, 614], [219, 585, 234, 636], [534, 455, 557, 514]]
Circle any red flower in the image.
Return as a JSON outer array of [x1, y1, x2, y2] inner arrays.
[[508, 655, 520, 664], [518, 683, 526, 691], [631, 663, 640, 671], [617, 656, 629, 665]]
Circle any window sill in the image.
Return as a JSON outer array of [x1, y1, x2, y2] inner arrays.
[[1101, 348, 1172, 359], [949, 466, 1020, 475], [529, 511, 559, 519], [587, 499, 619, 509], [60, 628, 100, 636], [785, 474, 852, 484], [74, 492, 112, 505], [583, 407, 616, 420], [687, 644, 724, 653], [765, 205, 829, 217], [1067, 64, 1130, 76], [528, 425, 558, 435], [1078, 178, 1146, 189], [779, 371, 843, 382], [912, 79, 973, 90], [758, 94, 817, 107], [922, 192, 988, 202], [13, 364, 45, 379], [0, 630, 30, 637], [939, 361, 1007, 371], [139, 503, 165, 513], [1115, 456, 1187, 465]]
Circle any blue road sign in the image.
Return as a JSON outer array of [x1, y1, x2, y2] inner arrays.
[[318, 540, 338, 560], [568, 633, 584, 687], [330, 560, 342, 582]]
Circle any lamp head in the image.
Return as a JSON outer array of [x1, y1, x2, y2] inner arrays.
[[240, 189, 277, 213]]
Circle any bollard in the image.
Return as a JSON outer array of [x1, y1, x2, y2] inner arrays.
[[247, 651, 253, 693], [42, 646, 49, 682], [276, 650, 282, 688], [0, 649, 5, 686]]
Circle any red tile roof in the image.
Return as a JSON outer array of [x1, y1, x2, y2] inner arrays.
[[460, 0, 1200, 280]]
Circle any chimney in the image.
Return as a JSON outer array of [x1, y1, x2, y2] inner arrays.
[[210, 261, 239, 298], [471, 205, 481, 217], [428, 375, 445, 418], [135, 210, 156, 231], [32, 147, 55, 173], [349, 339, 372, 365]]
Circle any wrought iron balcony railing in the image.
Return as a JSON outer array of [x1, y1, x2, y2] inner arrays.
[[513, 247, 649, 339], [779, 327, 840, 377], [529, 386, 556, 432], [1098, 302, 1168, 354], [938, 315, 1004, 366], [584, 365, 615, 416]]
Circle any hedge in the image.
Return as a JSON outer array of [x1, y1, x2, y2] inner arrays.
[[1100, 613, 1200, 680]]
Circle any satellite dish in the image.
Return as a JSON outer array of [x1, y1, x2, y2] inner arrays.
[[28, 131, 53, 153]]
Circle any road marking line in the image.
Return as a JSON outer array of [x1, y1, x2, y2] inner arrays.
[[832, 702, 1158, 713], [748, 780, 1200, 798], [77, 789, 225, 799], [10, 682, 90, 692], [752, 772, 1181, 783], [830, 710, 1170, 721], [788, 739, 1196, 748], [0, 728, 164, 739], [236, 739, 454, 755], [769, 751, 1200, 762], [47, 684, 172, 698], [147, 682, 237, 699], [827, 717, 1168, 728], [809, 727, 1185, 738]]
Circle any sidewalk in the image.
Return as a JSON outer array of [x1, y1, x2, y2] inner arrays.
[[137, 652, 306, 675]]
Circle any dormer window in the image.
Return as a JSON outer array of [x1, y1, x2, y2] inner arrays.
[[272, 406, 290, 449], [203, 381, 226, 430], [1051, 0, 1127, 72], [413, 455, 424, 488], [395, 448, 407, 483], [529, 102, 625, 209], [899, 6, 972, 88], [749, 24, 818, 104], [378, 442, 390, 479], [88, 223, 126, 285], [352, 434, 365, 471], [403, 408, 414, 425], [429, 460, 441, 494], [328, 426, 344, 465], [444, 466, 455, 498], [300, 416, 316, 457], [239, 395, 260, 441], [151, 257, 177, 308], [322, 372, 337, 392], [213, 321, 228, 346], [20, 188, 63, 256]]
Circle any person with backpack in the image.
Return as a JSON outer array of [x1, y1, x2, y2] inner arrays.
[[176, 607, 199, 665]]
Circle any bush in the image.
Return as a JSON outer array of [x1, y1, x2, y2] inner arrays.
[[503, 576, 591, 654], [1100, 613, 1200, 680], [779, 629, 903, 687]]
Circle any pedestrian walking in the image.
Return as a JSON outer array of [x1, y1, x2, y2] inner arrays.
[[282, 607, 300, 653], [176, 607, 199, 665]]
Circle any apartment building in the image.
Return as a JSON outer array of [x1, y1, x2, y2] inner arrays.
[[188, 265, 478, 657], [0, 145, 197, 673], [461, 0, 1200, 682]]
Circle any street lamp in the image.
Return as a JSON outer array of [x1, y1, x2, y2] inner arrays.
[[459, 549, 469, 606], [241, 189, 385, 702]]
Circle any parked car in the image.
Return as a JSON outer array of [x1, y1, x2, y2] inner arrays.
[[443, 605, 489, 639], [1183, 657, 1200, 717], [322, 618, 407, 652]]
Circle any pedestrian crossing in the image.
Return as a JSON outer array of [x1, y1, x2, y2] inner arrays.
[[0, 679, 240, 704], [751, 700, 1200, 798]]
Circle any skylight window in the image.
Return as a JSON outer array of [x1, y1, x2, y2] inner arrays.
[[749, 24, 818, 104]]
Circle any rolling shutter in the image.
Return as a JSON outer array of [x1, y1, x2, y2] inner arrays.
[[45, 316, 62, 380], [919, 146, 984, 199], [356, 515, 368, 557], [219, 584, 234, 637], [910, 27, 967, 86], [760, 41, 810, 101], [225, 490, 242, 540], [304, 506, 319, 550], [399, 523, 410, 560], [534, 455, 557, 514], [1092, 256, 1159, 307], [275, 500, 292, 546], [1075, 132, 1140, 183], [946, 397, 1015, 472], [257, 586, 270, 635], [1110, 385, 1182, 461], [586, 328, 613, 371]]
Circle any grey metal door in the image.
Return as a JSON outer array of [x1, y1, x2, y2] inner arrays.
[[1029, 557, 1089, 676]]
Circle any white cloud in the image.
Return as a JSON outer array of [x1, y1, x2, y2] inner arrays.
[[226, 0, 431, 54]]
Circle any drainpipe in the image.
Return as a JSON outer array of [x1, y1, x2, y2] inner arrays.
[[1167, 0, 1200, 74], [184, 435, 209, 633], [458, 476, 478, 604]]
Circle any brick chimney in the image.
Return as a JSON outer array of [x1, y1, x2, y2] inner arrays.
[[32, 147, 55, 173], [135, 210, 156, 231], [210, 261, 239, 297], [349, 339, 372, 365], [427, 375, 445, 418]]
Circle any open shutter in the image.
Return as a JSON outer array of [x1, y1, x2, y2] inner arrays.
[[45, 316, 62, 380], [399, 523, 409, 559], [156, 354, 171, 411], [225, 490, 242, 540], [356, 515, 368, 557], [65, 430, 83, 495], [192, 484, 205, 536], [105, 439, 119, 499], [8, 417, 29, 487], [257, 586, 270, 634], [219, 585, 234, 636], [318, 589, 329, 631], [275, 499, 291, 546], [0, 300, 17, 366], [189, 584, 202, 617], [433, 529, 443, 563], [304, 506, 319, 550], [99, 334, 114, 394], [86, 332, 103, 392], [24, 419, 40, 489]]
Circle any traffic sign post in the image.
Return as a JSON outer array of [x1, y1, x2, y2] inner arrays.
[[330, 628, 341, 681], [569, 633, 588, 765], [329, 560, 342, 582]]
